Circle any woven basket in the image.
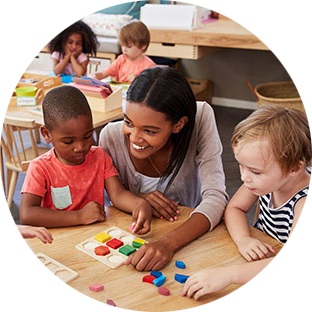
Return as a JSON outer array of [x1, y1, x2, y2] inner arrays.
[[254, 81, 305, 113]]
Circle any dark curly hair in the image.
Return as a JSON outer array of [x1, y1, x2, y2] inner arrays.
[[48, 20, 98, 57]]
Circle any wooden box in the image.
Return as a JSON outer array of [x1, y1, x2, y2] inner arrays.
[[17, 73, 62, 90], [83, 86, 123, 113]]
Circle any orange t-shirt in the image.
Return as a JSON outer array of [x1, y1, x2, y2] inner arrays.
[[21, 147, 118, 211], [104, 54, 156, 83]]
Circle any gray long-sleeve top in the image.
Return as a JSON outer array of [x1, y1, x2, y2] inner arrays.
[[99, 102, 228, 230]]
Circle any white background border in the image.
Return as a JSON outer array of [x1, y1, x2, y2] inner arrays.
[[0, 1, 311, 311]]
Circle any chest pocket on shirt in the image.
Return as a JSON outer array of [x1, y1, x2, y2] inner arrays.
[[51, 185, 72, 210]]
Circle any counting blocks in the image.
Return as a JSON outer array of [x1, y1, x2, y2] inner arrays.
[[175, 274, 189, 283], [119, 244, 136, 256], [153, 274, 166, 287], [94, 232, 111, 243], [143, 275, 156, 284], [106, 238, 123, 249], [132, 238, 145, 248], [175, 260, 186, 269], [89, 283, 104, 292], [76, 226, 147, 269]]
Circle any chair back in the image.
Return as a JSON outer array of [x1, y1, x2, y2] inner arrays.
[[1, 116, 40, 172]]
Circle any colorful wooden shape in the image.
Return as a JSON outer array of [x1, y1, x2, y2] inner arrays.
[[151, 270, 162, 278], [106, 238, 124, 249], [119, 244, 136, 256], [174, 274, 189, 283], [142, 275, 156, 284], [175, 260, 186, 269], [89, 283, 104, 292], [158, 286, 170, 296], [132, 238, 145, 248], [153, 274, 166, 287], [94, 232, 111, 243], [107, 299, 116, 306], [94, 245, 110, 256]]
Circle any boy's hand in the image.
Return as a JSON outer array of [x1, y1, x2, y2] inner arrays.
[[131, 200, 152, 235], [18, 225, 53, 244], [78, 201, 105, 225], [181, 267, 233, 300], [237, 236, 275, 261], [124, 238, 174, 271], [139, 191, 179, 222], [92, 72, 104, 80]]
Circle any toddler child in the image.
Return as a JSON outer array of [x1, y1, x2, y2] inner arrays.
[[182, 104, 311, 300], [48, 20, 98, 76], [20, 85, 151, 233], [92, 19, 156, 83]]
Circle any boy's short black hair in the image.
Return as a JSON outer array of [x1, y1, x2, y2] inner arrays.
[[42, 86, 92, 130]]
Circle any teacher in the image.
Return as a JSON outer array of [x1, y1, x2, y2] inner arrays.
[[99, 67, 228, 271]]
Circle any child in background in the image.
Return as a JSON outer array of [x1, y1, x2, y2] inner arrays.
[[20, 86, 151, 233], [92, 19, 156, 83], [182, 105, 311, 300], [48, 20, 98, 76], [18, 225, 53, 244]]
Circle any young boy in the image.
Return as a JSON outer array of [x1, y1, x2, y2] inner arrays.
[[20, 85, 151, 234], [182, 105, 311, 300], [92, 19, 156, 83]]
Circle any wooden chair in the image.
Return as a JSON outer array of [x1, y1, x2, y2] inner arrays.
[[1, 116, 50, 209], [88, 59, 101, 75]]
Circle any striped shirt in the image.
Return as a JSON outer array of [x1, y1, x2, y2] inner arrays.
[[254, 186, 309, 244]]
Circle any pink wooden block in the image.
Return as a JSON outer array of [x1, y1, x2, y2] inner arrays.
[[107, 299, 116, 306], [89, 283, 104, 292], [158, 286, 170, 296]]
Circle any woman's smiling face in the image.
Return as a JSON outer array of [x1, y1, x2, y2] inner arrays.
[[122, 101, 178, 160]]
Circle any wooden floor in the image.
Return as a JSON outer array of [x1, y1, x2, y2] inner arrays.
[[8, 105, 255, 224]]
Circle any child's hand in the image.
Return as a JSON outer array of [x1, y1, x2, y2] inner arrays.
[[18, 225, 53, 244], [78, 201, 106, 225], [139, 191, 179, 222], [181, 267, 233, 300], [131, 200, 152, 235], [124, 239, 174, 271], [92, 72, 104, 80], [237, 236, 275, 261]]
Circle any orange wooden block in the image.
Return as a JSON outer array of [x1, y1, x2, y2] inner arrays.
[[94, 245, 110, 256]]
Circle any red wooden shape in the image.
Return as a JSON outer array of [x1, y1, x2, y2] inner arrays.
[[142, 275, 156, 284], [106, 238, 124, 249]]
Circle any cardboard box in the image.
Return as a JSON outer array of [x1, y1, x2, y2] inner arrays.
[[140, 4, 211, 30], [84, 86, 123, 113]]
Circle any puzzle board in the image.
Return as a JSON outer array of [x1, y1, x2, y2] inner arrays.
[[36, 252, 78, 283], [75, 226, 147, 269]]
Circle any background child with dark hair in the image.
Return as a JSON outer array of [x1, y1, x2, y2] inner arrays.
[[48, 20, 98, 76], [92, 19, 155, 83], [20, 86, 151, 234]]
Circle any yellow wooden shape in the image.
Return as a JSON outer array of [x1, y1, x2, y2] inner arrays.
[[94, 232, 111, 243]]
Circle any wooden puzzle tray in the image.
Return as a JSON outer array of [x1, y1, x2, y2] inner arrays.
[[75, 226, 147, 269], [36, 252, 78, 283]]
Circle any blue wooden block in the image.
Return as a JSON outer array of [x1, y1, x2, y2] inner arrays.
[[153, 274, 166, 287], [175, 260, 186, 269], [151, 270, 162, 278], [174, 274, 189, 283]]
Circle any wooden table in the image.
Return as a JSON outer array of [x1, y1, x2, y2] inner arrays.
[[146, 19, 269, 61], [26, 206, 282, 311]]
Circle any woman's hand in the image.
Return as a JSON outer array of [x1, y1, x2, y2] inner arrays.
[[139, 191, 179, 222], [124, 238, 174, 271], [237, 236, 275, 261]]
